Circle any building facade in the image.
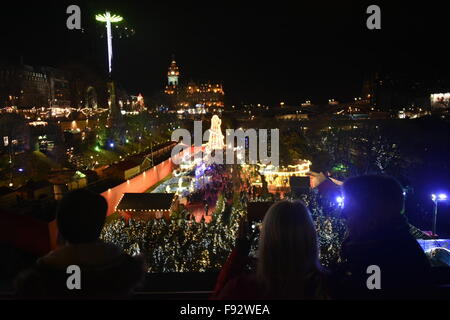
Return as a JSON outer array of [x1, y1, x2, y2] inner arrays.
[[0, 63, 71, 109], [44, 67, 71, 108], [164, 58, 224, 109]]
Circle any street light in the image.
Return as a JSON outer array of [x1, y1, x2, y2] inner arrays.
[[95, 11, 123, 76], [431, 193, 448, 236], [336, 196, 344, 208]]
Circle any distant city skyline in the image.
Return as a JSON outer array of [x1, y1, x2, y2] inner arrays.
[[2, 1, 450, 105]]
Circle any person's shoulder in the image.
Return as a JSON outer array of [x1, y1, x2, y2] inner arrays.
[[14, 261, 60, 298], [107, 253, 146, 289], [218, 274, 264, 300], [117, 253, 145, 275]]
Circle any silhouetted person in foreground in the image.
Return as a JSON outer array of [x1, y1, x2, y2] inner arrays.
[[15, 189, 145, 299], [332, 175, 432, 299], [213, 201, 328, 300]]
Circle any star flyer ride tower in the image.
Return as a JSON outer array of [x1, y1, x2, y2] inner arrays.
[[95, 11, 124, 128]]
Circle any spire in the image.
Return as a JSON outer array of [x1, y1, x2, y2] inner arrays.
[[168, 56, 180, 86]]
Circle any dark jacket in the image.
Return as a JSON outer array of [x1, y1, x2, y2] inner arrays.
[[15, 241, 145, 299], [331, 216, 432, 299], [212, 239, 253, 299]]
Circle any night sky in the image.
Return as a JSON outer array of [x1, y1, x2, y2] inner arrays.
[[1, 1, 450, 105]]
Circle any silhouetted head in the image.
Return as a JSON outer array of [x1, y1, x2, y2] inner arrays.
[[257, 200, 322, 299], [342, 175, 405, 237], [57, 189, 108, 244]]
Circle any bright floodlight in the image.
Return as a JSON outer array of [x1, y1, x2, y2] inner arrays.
[[431, 192, 448, 236], [432, 193, 448, 202], [336, 196, 344, 207], [438, 193, 448, 201], [95, 11, 123, 75]]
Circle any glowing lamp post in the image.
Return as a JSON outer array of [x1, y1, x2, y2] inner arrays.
[[95, 11, 123, 76], [336, 196, 344, 208], [431, 193, 448, 236]]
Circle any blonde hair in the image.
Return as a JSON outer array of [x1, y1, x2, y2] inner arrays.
[[256, 200, 324, 299]]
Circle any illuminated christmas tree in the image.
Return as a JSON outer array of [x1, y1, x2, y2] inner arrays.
[[206, 115, 225, 151]]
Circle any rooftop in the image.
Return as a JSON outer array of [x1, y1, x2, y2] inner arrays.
[[116, 193, 176, 211]]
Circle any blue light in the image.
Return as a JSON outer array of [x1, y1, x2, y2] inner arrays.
[[432, 193, 448, 202], [109, 142, 115, 148], [336, 196, 344, 207], [18, 168, 24, 172]]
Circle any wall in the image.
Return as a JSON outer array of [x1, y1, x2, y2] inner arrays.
[[101, 158, 174, 216], [100, 146, 200, 216]]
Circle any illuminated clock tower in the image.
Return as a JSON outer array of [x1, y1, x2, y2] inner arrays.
[[168, 58, 179, 86]]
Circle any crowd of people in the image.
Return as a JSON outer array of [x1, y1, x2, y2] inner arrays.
[[213, 175, 433, 299], [100, 205, 241, 273], [11, 174, 440, 299]]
